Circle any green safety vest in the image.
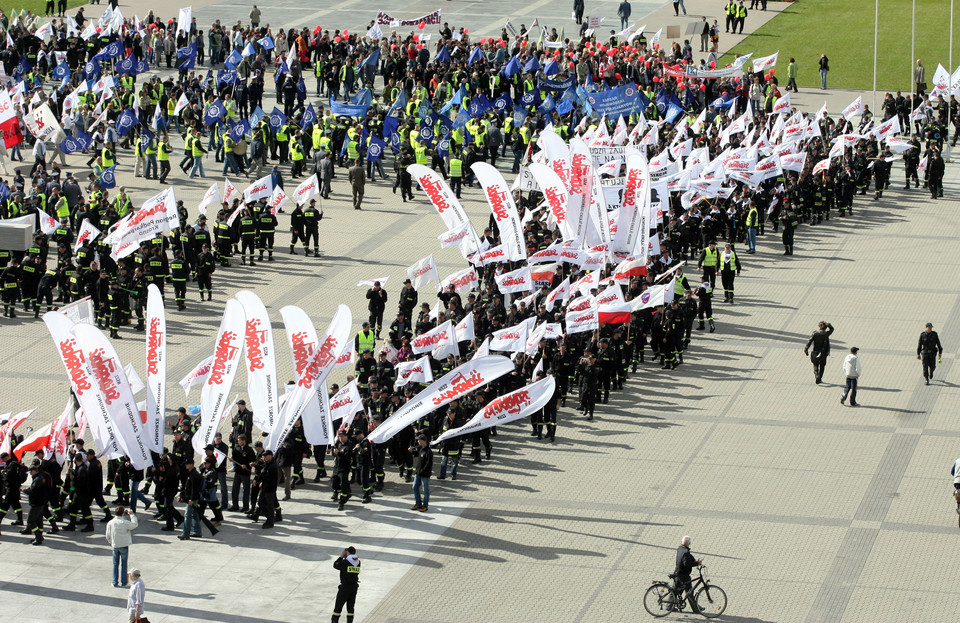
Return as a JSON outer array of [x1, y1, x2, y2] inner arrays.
[[449, 158, 462, 177], [357, 331, 375, 353]]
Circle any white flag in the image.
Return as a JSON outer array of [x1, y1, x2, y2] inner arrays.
[[176, 6, 192, 36], [144, 284, 166, 454], [395, 357, 434, 388], [293, 174, 320, 206], [495, 266, 534, 294], [280, 306, 334, 446], [267, 185, 289, 214], [196, 300, 246, 455], [565, 305, 599, 334], [842, 96, 863, 121], [198, 183, 221, 215], [412, 320, 454, 355], [329, 380, 363, 427], [236, 291, 280, 433], [455, 312, 475, 343], [243, 174, 273, 202], [407, 254, 439, 290], [472, 162, 526, 261], [178, 355, 215, 397], [752, 51, 778, 73]]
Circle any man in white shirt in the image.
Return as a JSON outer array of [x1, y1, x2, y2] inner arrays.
[[127, 569, 145, 622], [840, 347, 862, 407], [105, 505, 139, 587]]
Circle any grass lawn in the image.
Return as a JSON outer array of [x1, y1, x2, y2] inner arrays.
[[1, 0, 85, 23], [723, 0, 960, 91]]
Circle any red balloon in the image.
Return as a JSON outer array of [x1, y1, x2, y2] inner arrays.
[[343, 30, 349, 36], [418, 22, 425, 30], [769, 69, 776, 76], [599, 45, 607, 52], [709, 61, 716, 68], [653, 76, 660, 82], [520, 40, 527, 47], [589, 50, 595, 56], [416, 44, 423, 49], [607, 49, 615, 56], [413, 34, 419, 42], [463, 28, 469, 33], [700, 84, 707, 91], [334, 36, 341, 42], [614, 72, 622, 80], [569, 62, 575, 68]]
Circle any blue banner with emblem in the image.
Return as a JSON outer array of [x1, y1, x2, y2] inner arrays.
[[328, 97, 370, 118], [538, 75, 575, 92], [366, 136, 386, 162], [585, 85, 649, 117]]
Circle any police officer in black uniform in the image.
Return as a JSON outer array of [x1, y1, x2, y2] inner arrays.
[[917, 322, 944, 385]]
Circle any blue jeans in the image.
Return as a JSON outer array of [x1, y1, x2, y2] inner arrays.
[[841, 377, 858, 403], [746, 227, 757, 251], [413, 474, 430, 507], [182, 504, 201, 537], [112, 546, 128, 586], [439, 454, 459, 479], [820, 69, 828, 89], [190, 156, 205, 178], [129, 480, 150, 512]]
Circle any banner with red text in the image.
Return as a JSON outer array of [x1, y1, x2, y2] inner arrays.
[[279, 305, 333, 446], [236, 291, 280, 433], [473, 162, 526, 261], [144, 284, 165, 454], [196, 300, 246, 454]]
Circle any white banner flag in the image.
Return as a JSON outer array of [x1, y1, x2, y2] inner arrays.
[[267, 304, 352, 452], [565, 306, 599, 334], [367, 355, 516, 444], [268, 185, 289, 214], [329, 380, 363, 426], [491, 322, 529, 352], [395, 356, 434, 388], [178, 355, 214, 396], [76, 219, 102, 247], [842, 96, 863, 121], [407, 254, 439, 290], [243, 174, 273, 202], [439, 267, 478, 294], [292, 174, 320, 205], [196, 300, 246, 454], [438, 224, 472, 248], [198, 182, 221, 215], [412, 320, 454, 354], [472, 162, 526, 261], [113, 187, 179, 253], [280, 306, 333, 446], [545, 277, 570, 312], [455, 312, 475, 343], [495, 266, 534, 294], [236, 291, 280, 433], [409, 164, 480, 256], [73, 324, 152, 469], [176, 5, 192, 36], [752, 51, 778, 73], [144, 284, 165, 454], [528, 162, 572, 241], [223, 178, 240, 204], [432, 376, 556, 445]]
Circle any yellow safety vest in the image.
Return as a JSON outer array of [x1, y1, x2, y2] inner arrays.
[[357, 331, 375, 353]]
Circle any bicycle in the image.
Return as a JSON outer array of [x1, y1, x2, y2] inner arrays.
[[643, 563, 728, 618]]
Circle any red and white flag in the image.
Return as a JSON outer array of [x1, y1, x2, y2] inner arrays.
[[268, 185, 289, 214], [356, 277, 390, 287], [842, 96, 863, 121], [565, 306, 599, 334], [0, 409, 34, 457], [293, 174, 320, 205], [236, 290, 280, 433], [243, 174, 273, 203], [0, 90, 22, 149], [366, 355, 516, 444], [473, 162, 526, 261], [612, 257, 648, 284], [455, 312, 475, 343], [495, 266, 533, 294], [545, 277, 570, 312], [438, 224, 472, 248], [491, 321, 529, 352], [530, 263, 559, 283], [178, 355, 215, 397], [334, 344, 355, 369], [144, 284, 165, 454], [439, 267, 478, 293], [771, 92, 791, 116], [432, 376, 556, 445], [330, 380, 363, 426], [268, 304, 352, 452], [198, 182, 221, 215], [631, 279, 674, 310], [528, 162, 572, 241], [280, 305, 333, 446], [595, 284, 625, 307], [528, 242, 562, 264], [779, 152, 806, 173], [412, 320, 453, 354], [752, 51, 778, 73], [38, 209, 57, 235], [409, 164, 479, 256], [76, 219, 102, 247], [396, 357, 434, 388], [196, 300, 246, 454], [599, 302, 632, 325], [223, 178, 241, 204]]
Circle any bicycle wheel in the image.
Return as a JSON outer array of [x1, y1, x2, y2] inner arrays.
[[643, 583, 675, 618], [695, 584, 727, 618]]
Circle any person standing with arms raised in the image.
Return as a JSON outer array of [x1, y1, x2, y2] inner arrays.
[[804, 321, 834, 384]]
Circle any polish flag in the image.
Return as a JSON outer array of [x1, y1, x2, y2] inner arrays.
[[598, 302, 632, 325], [530, 263, 558, 283], [612, 257, 648, 284]]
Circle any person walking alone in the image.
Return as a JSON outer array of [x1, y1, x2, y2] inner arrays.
[[127, 569, 145, 622], [331, 546, 361, 623], [804, 321, 834, 384], [917, 322, 944, 385], [840, 347, 861, 406]]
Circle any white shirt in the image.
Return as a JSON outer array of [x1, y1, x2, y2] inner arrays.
[[127, 577, 145, 615], [842, 353, 862, 379]]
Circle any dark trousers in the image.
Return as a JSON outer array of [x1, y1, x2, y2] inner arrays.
[[164, 492, 183, 528], [258, 489, 276, 524], [922, 352, 938, 380], [812, 357, 826, 382], [232, 472, 251, 510], [332, 584, 358, 622], [841, 377, 858, 403]]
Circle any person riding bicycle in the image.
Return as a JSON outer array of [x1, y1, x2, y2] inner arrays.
[[673, 535, 704, 612]]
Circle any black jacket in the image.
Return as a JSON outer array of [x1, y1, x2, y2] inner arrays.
[[675, 545, 698, 581], [918, 330, 943, 355], [805, 324, 834, 361], [416, 444, 433, 477]]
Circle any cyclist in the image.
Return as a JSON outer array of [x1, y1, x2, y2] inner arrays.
[[673, 535, 704, 613]]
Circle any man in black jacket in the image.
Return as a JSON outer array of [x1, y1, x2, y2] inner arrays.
[[412, 434, 432, 512], [331, 546, 361, 623], [672, 535, 703, 613], [804, 321, 835, 384], [366, 281, 388, 338], [256, 450, 278, 529], [917, 322, 944, 385], [178, 458, 204, 540]]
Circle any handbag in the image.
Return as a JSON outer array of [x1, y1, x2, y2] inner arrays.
[[919, 82, 928, 91]]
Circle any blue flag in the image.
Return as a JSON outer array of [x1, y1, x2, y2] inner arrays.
[[468, 45, 484, 66], [177, 42, 197, 70], [436, 132, 451, 158], [135, 59, 150, 74], [249, 106, 265, 127], [584, 72, 597, 92], [141, 126, 156, 143], [225, 49, 242, 70], [493, 93, 513, 114], [519, 89, 542, 108], [543, 59, 559, 77], [59, 135, 83, 154], [97, 165, 117, 189], [522, 56, 540, 74], [538, 93, 555, 114], [268, 107, 287, 132], [117, 109, 140, 137], [13, 56, 31, 80], [83, 59, 100, 80], [73, 128, 93, 151], [257, 35, 275, 50], [556, 98, 573, 116], [351, 89, 373, 107], [440, 84, 466, 114], [243, 42, 257, 57], [274, 61, 288, 83], [382, 116, 400, 141], [339, 132, 349, 157], [217, 70, 238, 86], [96, 41, 124, 61], [329, 98, 370, 117], [435, 45, 450, 64], [301, 104, 317, 129], [0, 182, 10, 203], [468, 94, 492, 118], [204, 99, 226, 126], [388, 89, 407, 116], [418, 119, 436, 145], [115, 55, 137, 76], [229, 119, 251, 141], [665, 102, 684, 124], [453, 107, 470, 130], [513, 108, 528, 126], [389, 131, 401, 153], [366, 136, 386, 162], [501, 55, 521, 79], [297, 77, 306, 101], [52, 62, 70, 81], [363, 48, 380, 67]]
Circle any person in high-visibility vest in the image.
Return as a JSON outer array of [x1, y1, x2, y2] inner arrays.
[[448, 151, 463, 199], [697, 240, 720, 289], [735, 0, 747, 34], [158, 136, 172, 184], [290, 135, 305, 178], [190, 131, 207, 178], [101, 142, 115, 168], [745, 203, 759, 253], [719, 242, 742, 303], [354, 322, 376, 354]]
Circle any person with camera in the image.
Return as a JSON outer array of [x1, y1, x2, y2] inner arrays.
[[331, 546, 361, 623]]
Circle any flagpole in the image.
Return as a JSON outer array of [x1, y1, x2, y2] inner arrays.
[[910, 0, 916, 137], [872, 0, 879, 113], [948, 0, 955, 162]]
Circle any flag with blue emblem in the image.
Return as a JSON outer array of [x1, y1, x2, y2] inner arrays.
[[97, 165, 117, 189], [522, 56, 540, 74], [388, 89, 407, 116], [274, 61, 288, 83], [297, 77, 306, 100], [351, 88, 373, 107], [117, 109, 140, 137], [543, 59, 559, 77], [418, 119, 436, 145], [135, 59, 150, 74], [383, 115, 399, 140], [74, 128, 93, 150], [301, 104, 317, 129], [453, 107, 470, 130], [538, 93, 555, 114], [96, 40, 124, 61], [243, 42, 257, 57], [519, 89, 542, 108], [229, 119, 251, 141], [52, 62, 70, 81], [225, 49, 242, 70], [513, 108, 527, 126], [115, 55, 137, 75], [468, 94, 492, 118], [249, 106, 265, 127], [493, 93, 513, 114], [177, 42, 197, 70], [435, 45, 450, 64], [269, 107, 287, 132], [257, 35, 275, 50], [217, 70, 238, 86], [436, 131, 451, 158], [204, 99, 226, 126], [556, 98, 573, 115], [366, 136, 386, 162], [59, 134, 83, 154], [141, 126, 155, 143], [13, 56, 31, 80]]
